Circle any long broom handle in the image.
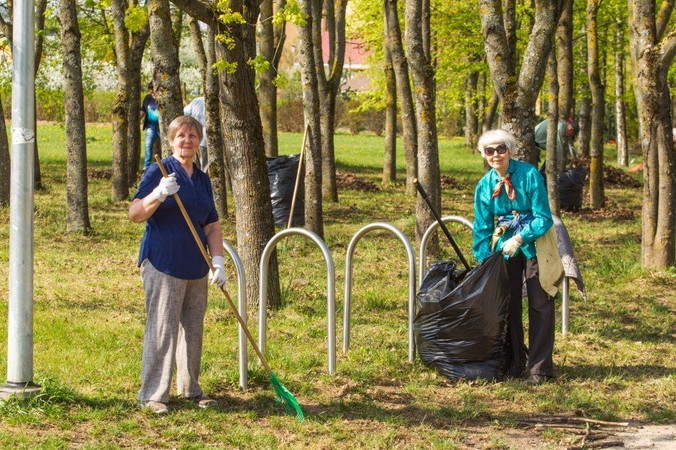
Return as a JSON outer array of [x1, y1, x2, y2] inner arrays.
[[154, 155, 273, 374], [414, 178, 471, 271], [287, 124, 309, 230]]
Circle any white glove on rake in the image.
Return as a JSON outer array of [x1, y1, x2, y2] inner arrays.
[[210, 256, 227, 289], [152, 173, 180, 202]]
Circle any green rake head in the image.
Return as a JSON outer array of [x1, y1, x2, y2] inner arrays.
[[270, 372, 305, 421]]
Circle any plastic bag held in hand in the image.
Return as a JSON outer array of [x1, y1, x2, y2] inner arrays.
[[210, 256, 226, 288], [501, 236, 521, 258], [152, 173, 180, 202]]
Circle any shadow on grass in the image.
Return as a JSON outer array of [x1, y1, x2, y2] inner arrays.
[[559, 363, 676, 382]]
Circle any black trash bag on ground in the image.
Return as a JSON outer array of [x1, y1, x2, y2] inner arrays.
[[267, 154, 304, 227], [558, 165, 586, 212], [414, 253, 510, 381], [539, 164, 586, 212]]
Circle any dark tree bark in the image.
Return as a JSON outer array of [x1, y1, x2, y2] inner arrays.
[[629, 0, 676, 268], [297, 0, 324, 237], [311, 0, 347, 203], [406, 0, 440, 248], [189, 17, 228, 218], [557, 0, 574, 121], [614, 20, 628, 167], [464, 70, 479, 150], [111, 0, 131, 201], [149, 0, 184, 155], [577, 22, 592, 158], [259, 0, 287, 158], [170, 0, 281, 308], [587, 0, 605, 209], [58, 0, 91, 232], [383, 39, 396, 186], [483, 86, 500, 132], [385, 0, 417, 195], [546, 50, 560, 215], [478, 0, 557, 166], [126, 3, 150, 186]]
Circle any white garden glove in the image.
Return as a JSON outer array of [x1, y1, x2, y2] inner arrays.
[[501, 236, 522, 258], [152, 173, 180, 202], [209, 256, 226, 288]]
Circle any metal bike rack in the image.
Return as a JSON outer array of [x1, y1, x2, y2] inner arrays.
[[259, 227, 336, 374], [419, 215, 474, 286], [419, 215, 572, 335], [222, 240, 248, 390], [343, 222, 417, 363]]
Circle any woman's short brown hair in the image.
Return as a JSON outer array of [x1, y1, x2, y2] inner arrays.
[[166, 116, 203, 142]]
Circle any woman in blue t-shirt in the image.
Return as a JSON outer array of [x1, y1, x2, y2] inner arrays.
[[472, 129, 556, 386], [129, 116, 226, 414]]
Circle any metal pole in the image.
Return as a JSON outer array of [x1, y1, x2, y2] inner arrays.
[[1, 0, 41, 400]]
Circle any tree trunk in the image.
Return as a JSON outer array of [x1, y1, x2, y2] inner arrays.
[[170, 0, 281, 308], [483, 87, 499, 132], [546, 50, 560, 215], [577, 22, 592, 158], [312, 0, 347, 204], [111, 0, 131, 201], [478, 0, 557, 166], [126, 4, 150, 186], [556, 0, 574, 121], [383, 40, 397, 186], [58, 0, 91, 232], [587, 0, 605, 209], [189, 18, 228, 217], [259, 0, 287, 158], [629, 0, 676, 268], [205, 28, 229, 218], [464, 70, 479, 150], [297, 0, 324, 237], [149, 0, 184, 155], [33, 0, 47, 191], [406, 0, 440, 248], [614, 21, 628, 167], [385, 0, 417, 195]]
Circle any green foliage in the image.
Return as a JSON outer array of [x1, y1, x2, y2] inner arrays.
[[248, 54, 271, 74], [124, 4, 148, 32], [273, 0, 306, 27], [212, 59, 238, 75]]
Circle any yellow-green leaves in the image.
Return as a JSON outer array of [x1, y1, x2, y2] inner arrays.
[[273, 0, 306, 26]]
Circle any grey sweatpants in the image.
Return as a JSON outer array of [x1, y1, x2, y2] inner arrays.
[[138, 259, 208, 404]]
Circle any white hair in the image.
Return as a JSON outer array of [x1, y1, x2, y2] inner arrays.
[[477, 129, 516, 157]]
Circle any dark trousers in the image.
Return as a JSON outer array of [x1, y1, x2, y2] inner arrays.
[[505, 254, 556, 377]]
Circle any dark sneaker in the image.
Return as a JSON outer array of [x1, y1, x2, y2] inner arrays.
[[190, 394, 217, 409], [139, 400, 168, 414], [524, 374, 553, 386]]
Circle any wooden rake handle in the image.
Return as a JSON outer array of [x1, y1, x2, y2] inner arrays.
[[154, 155, 273, 374]]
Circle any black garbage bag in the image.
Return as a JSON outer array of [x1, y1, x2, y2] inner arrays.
[[267, 154, 304, 227], [539, 164, 586, 212], [558, 165, 586, 212], [414, 252, 510, 381]]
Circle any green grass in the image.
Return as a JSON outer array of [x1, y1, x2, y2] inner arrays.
[[0, 124, 674, 448]]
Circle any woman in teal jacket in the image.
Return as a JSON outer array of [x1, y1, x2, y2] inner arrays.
[[472, 129, 555, 385]]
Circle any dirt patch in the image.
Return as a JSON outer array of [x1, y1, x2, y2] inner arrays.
[[87, 168, 112, 180], [568, 157, 642, 188], [575, 198, 636, 222], [441, 174, 468, 190], [336, 171, 380, 192]]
